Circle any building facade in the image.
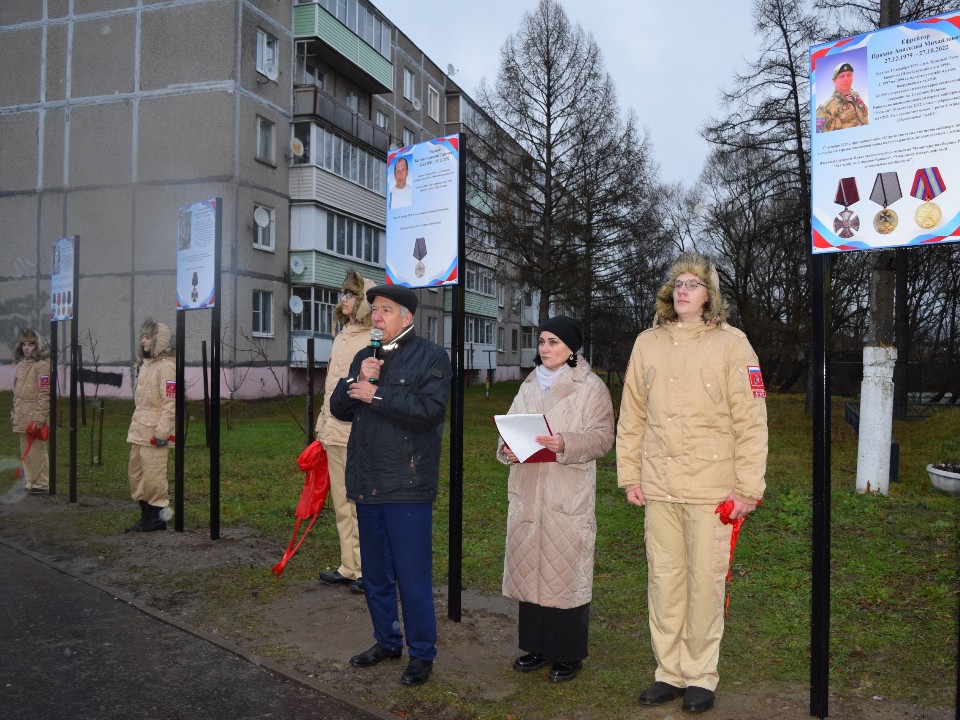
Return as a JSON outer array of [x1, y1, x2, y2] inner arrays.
[[0, 0, 533, 398]]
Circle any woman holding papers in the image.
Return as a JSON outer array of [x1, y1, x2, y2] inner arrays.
[[496, 315, 615, 683]]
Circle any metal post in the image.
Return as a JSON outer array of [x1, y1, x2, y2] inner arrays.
[[48, 320, 57, 495], [175, 311, 186, 532], [306, 337, 315, 445], [210, 198, 222, 540]]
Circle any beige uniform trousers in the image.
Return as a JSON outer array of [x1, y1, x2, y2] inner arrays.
[[645, 500, 733, 691], [327, 444, 361, 580], [19, 434, 49, 491], [128, 444, 170, 507]]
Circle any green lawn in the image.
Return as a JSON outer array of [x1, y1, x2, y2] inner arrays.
[[0, 383, 957, 714]]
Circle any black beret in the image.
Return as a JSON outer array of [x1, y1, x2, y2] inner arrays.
[[541, 315, 583, 354], [832, 62, 854, 79], [366, 284, 418, 314]]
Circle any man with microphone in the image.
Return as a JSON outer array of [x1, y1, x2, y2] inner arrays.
[[330, 284, 451, 687]]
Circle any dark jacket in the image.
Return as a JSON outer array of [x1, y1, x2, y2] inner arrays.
[[330, 327, 451, 504]]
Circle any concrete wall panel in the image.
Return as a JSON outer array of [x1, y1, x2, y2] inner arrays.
[[0, 27, 42, 105], [71, 15, 136, 98], [67, 187, 135, 275], [141, 2, 236, 90], [69, 102, 134, 187], [44, 23, 69, 103], [0, 195, 40, 280], [0, 112, 39, 192]]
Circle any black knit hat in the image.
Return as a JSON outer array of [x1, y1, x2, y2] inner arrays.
[[366, 284, 418, 314], [541, 315, 582, 354]]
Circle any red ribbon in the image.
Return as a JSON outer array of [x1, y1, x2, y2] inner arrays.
[[715, 499, 762, 616], [271, 440, 330, 578], [20, 422, 49, 462]]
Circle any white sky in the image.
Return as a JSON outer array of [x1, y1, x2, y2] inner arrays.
[[371, 0, 758, 187]]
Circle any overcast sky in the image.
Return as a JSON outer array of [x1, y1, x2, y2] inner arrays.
[[372, 0, 759, 187]]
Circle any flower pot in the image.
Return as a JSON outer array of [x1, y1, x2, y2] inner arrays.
[[927, 464, 960, 497]]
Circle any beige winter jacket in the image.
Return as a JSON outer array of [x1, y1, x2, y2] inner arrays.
[[316, 276, 375, 447], [498, 358, 615, 609], [127, 323, 176, 447], [12, 358, 51, 433], [617, 321, 767, 503]]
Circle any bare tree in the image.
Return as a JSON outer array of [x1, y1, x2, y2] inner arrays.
[[813, 0, 955, 34]]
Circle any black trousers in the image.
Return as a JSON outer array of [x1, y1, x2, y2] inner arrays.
[[518, 600, 590, 662]]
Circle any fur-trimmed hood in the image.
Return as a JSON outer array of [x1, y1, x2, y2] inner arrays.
[[136, 319, 175, 365], [334, 270, 375, 328], [14, 328, 48, 361], [653, 251, 730, 326]]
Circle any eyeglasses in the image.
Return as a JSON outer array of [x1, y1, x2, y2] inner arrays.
[[339, 290, 356, 300], [674, 279, 706, 291]]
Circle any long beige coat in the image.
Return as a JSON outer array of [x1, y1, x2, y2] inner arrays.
[[126, 324, 176, 446], [498, 358, 615, 609], [12, 358, 51, 432], [616, 321, 767, 503]]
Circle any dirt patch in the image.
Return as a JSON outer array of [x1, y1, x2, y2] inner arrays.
[[0, 488, 953, 720]]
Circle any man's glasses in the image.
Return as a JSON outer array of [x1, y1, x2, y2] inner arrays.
[[674, 279, 706, 291]]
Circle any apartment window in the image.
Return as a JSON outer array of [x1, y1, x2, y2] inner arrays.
[[298, 60, 323, 89], [253, 205, 275, 250], [256, 115, 275, 163], [427, 316, 438, 344], [522, 326, 536, 349], [465, 262, 495, 297], [252, 290, 273, 336], [402, 68, 415, 101], [317, 0, 391, 60], [256, 29, 278, 78], [290, 286, 338, 334], [497, 327, 505, 352], [511, 328, 519, 353], [402, 127, 414, 148], [375, 110, 388, 129], [346, 92, 359, 112], [315, 126, 386, 194], [326, 211, 383, 264], [427, 86, 440, 122], [466, 316, 494, 345], [498, 284, 505, 308]]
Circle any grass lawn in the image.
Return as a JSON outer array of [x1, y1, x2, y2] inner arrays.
[[1, 382, 957, 713]]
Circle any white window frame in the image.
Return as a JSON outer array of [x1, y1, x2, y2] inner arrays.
[[402, 127, 414, 148], [375, 110, 388, 129], [256, 115, 275, 164], [427, 85, 440, 122], [427, 316, 438, 344], [253, 205, 275, 251], [256, 29, 278, 79], [252, 290, 274, 337], [402, 68, 415, 101], [497, 327, 505, 353]]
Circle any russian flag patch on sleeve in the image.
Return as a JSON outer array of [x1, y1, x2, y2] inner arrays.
[[165, 380, 176, 398], [747, 365, 766, 398], [39, 375, 50, 389]]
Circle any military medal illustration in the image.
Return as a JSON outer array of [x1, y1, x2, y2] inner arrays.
[[833, 176, 860, 239], [190, 271, 199, 303], [413, 237, 427, 278], [910, 167, 945, 229], [869, 171, 901, 235]]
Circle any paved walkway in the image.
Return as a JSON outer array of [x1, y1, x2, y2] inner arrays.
[[0, 540, 391, 720]]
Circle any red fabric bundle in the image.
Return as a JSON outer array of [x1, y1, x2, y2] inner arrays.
[[20, 422, 49, 462], [271, 440, 330, 578], [715, 499, 762, 616]]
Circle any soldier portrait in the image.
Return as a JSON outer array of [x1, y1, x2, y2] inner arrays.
[[816, 60, 869, 133]]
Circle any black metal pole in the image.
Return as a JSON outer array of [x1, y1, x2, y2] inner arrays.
[[306, 337, 315, 445], [210, 198, 222, 540], [69, 237, 79, 504], [78, 345, 86, 427], [810, 253, 831, 718], [447, 133, 466, 622], [202, 340, 210, 448], [175, 311, 186, 532], [48, 319, 57, 495]]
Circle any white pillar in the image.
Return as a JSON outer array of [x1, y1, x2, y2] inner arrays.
[[856, 346, 897, 494]]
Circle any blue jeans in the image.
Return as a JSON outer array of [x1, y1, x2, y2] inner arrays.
[[356, 502, 437, 662]]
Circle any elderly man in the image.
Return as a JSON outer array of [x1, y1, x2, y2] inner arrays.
[[816, 61, 868, 133], [330, 284, 451, 686]]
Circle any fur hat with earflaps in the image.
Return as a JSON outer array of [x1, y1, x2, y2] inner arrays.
[[14, 328, 47, 361], [653, 251, 730, 326], [334, 270, 374, 328]]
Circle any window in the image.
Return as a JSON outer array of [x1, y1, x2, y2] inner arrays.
[[402, 68, 414, 101], [326, 211, 383, 264], [497, 327, 505, 353], [375, 110, 388, 129], [316, 0, 391, 60], [511, 328, 518, 353], [522, 326, 536, 349], [427, 86, 440, 122], [465, 262, 495, 296], [427, 316, 438, 344], [256, 115, 275, 163], [291, 286, 338, 334], [256, 29, 278, 78], [402, 127, 414, 148], [465, 316, 494, 345], [313, 125, 385, 194], [253, 205, 275, 250], [346, 92, 359, 112], [498, 284, 505, 308], [298, 58, 323, 89], [252, 290, 273, 336]]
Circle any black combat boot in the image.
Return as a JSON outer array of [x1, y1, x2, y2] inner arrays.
[[137, 504, 168, 532], [124, 501, 149, 533]]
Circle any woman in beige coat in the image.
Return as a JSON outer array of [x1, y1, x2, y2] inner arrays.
[[617, 252, 767, 713], [497, 315, 615, 683], [316, 269, 375, 594], [12, 329, 51, 495]]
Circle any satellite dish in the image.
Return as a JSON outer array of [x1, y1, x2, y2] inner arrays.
[[412, 97, 422, 111], [288, 296, 304, 315], [253, 207, 271, 228], [290, 257, 305, 275], [290, 138, 305, 157], [264, 60, 279, 81], [446, 63, 458, 76]]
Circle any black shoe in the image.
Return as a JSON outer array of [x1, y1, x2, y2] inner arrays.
[[400, 658, 433, 686], [135, 505, 167, 532], [349, 644, 402, 668], [512, 653, 550, 672], [682, 686, 715, 713], [548, 660, 582, 683], [125, 501, 149, 533], [638, 681, 685, 706], [319, 569, 352, 585], [28, 487, 47, 495], [349, 577, 364, 594]]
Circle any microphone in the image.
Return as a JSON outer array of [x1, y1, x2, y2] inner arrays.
[[369, 328, 383, 384]]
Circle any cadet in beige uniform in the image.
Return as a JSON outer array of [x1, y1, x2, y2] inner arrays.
[[125, 320, 176, 533], [816, 61, 868, 132], [12, 329, 50, 495]]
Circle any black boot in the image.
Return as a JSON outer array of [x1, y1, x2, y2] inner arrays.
[[138, 505, 167, 532], [125, 501, 149, 533]]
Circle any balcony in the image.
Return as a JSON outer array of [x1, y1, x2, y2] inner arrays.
[[294, 3, 393, 94], [294, 86, 389, 153]]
